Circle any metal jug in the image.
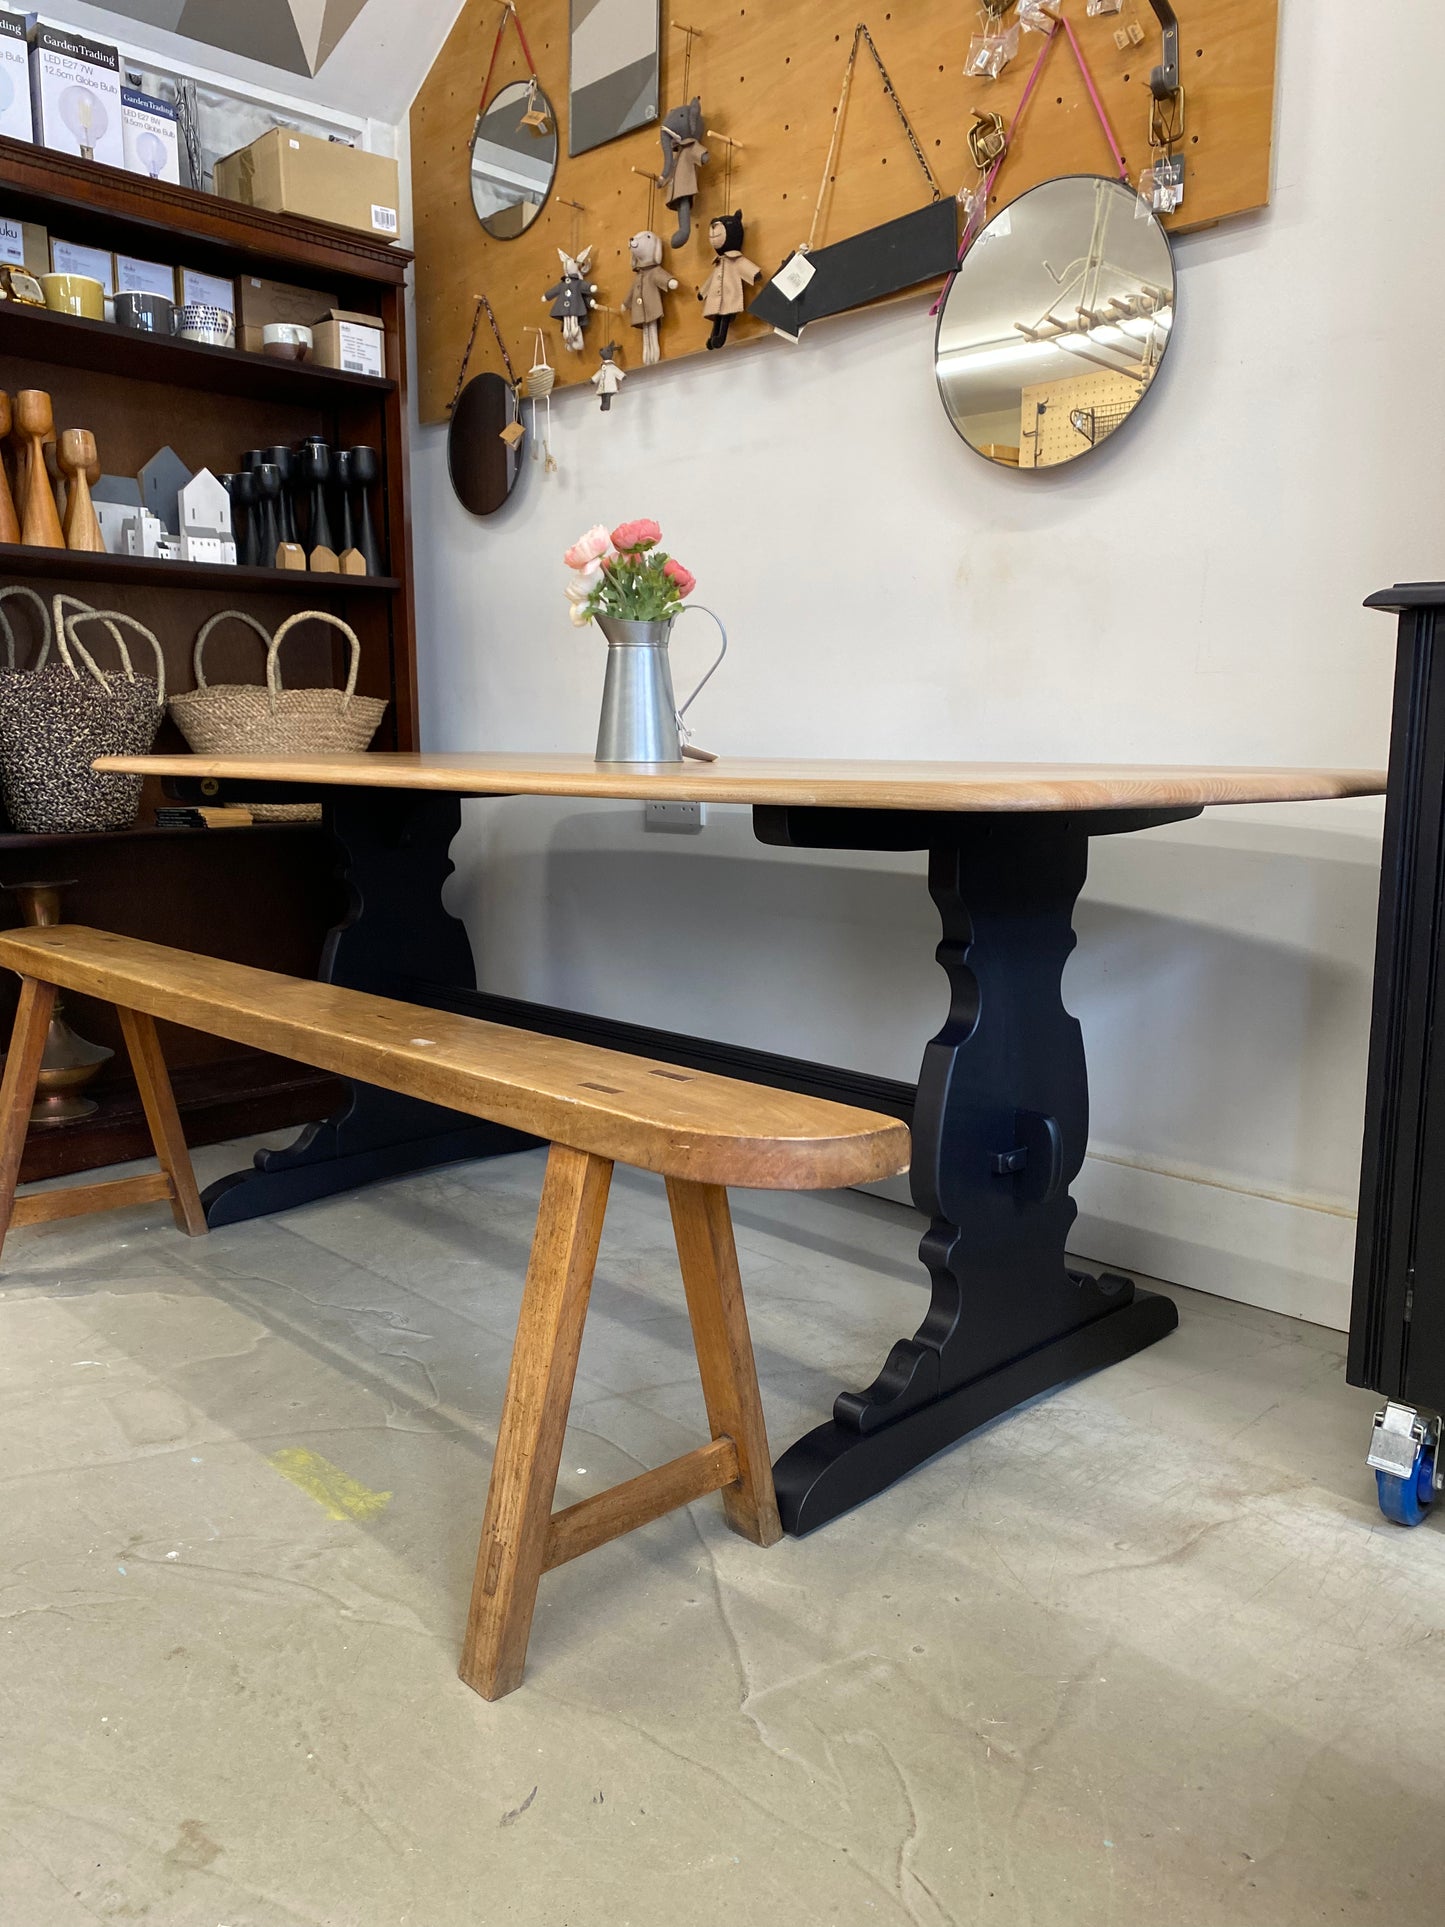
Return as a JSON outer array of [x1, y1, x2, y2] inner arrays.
[[594, 606, 728, 764]]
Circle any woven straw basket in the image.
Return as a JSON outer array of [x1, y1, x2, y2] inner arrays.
[[0, 598, 166, 834], [170, 611, 387, 821]]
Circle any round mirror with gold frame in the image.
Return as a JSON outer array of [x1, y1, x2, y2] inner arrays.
[[471, 79, 558, 239], [935, 175, 1176, 470]]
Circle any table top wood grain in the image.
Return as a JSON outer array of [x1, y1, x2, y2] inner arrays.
[[96, 752, 1388, 813]]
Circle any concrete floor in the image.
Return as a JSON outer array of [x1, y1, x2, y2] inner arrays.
[[1, 1138, 1442, 1927]]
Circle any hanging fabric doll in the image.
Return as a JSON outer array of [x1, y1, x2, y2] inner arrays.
[[625, 231, 678, 367], [543, 245, 598, 353], [698, 210, 761, 351], [592, 342, 625, 412], [660, 98, 707, 247]]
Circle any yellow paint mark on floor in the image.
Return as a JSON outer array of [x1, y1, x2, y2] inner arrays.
[[268, 1447, 392, 1523]]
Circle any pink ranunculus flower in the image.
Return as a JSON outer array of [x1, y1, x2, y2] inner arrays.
[[611, 518, 662, 553], [564, 524, 616, 570], [663, 557, 696, 598]]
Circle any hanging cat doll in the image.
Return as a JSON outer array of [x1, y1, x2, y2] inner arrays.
[[698, 210, 761, 350], [660, 97, 707, 247], [542, 245, 598, 354]]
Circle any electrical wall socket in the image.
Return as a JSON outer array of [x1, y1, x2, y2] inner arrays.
[[644, 800, 706, 834]]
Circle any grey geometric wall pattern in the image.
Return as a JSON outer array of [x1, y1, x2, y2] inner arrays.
[[102, 0, 372, 76]]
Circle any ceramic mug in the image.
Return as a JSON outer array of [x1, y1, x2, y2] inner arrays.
[[176, 302, 235, 348], [114, 290, 174, 335], [261, 322, 313, 362], [41, 273, 106, 320]]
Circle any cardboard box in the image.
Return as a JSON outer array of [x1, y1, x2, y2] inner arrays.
[[236, 273, 338, 332], [50, 235, 114, 292], [28, 22, 124, 168], [311, 308, 385, 377], [0, 216, 49, 274], [0, 12, 33, 143], [120, 86, 179, 183], [214, 129, 400, 241]]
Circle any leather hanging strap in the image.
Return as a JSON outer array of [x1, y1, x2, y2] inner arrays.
[[478, 0, 541, 118], [451, 293, 520, 415], [933, 18, 1129, 314], [809, 22, 943, 252]]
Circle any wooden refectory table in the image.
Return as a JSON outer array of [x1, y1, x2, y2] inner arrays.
[[97, 751, 1386, 1534]]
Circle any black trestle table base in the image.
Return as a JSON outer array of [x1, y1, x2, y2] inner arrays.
[[171, 779, 1191, 1536]]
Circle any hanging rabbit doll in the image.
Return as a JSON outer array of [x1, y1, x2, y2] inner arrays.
[[698, 210, 761, 351], [542, 245, 598, 354], [625, 231, 678, 367], [660, 98, 707, 247]]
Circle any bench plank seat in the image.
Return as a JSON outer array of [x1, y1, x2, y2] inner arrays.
[[0, 925, 908, 1193], [0, 924, 911, 1700]]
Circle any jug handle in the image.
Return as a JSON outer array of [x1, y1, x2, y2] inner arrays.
[[674, 605, 728, 722]]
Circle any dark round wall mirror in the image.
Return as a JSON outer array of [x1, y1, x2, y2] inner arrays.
[[470, 79, 558, 239], [936, 175, 1176, 470], [448, 372, 524, 516]]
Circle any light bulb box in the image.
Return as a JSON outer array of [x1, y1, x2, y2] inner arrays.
[[0, 13, 33, 144], [121, 88, 179, 184], [27, 22, 123, 168]]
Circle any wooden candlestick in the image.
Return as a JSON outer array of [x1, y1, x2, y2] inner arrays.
[[58, 437, 99, 544], [16, 392, 64, 549], [59, 431, 103, 552], [0, 397, 18, 546]]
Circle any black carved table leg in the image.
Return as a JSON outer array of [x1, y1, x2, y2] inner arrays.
[[202, 787, 536, 1227], [756, 806, 1194, 1536]]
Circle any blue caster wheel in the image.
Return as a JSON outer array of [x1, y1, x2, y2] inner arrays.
[[1376, 1442, 1436, 1527]]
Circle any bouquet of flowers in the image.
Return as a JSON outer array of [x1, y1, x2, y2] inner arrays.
[[563, 518, 697, 629]]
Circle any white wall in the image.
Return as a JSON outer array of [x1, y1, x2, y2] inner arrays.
[[407, 0, 1444, 1332]]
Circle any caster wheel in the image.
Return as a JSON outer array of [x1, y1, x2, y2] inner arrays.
[[1376, 1442, 1436, 1527]]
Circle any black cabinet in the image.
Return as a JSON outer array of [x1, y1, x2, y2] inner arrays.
[[1350, 584, 1445, 1411]]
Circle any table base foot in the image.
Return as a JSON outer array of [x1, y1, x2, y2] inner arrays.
[[202, 1088, 538, 1229], [773, 1284, 1179, 1536]]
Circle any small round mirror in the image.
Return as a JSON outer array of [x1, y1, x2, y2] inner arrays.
[[470, 79, 558, 238], [449, 372, 525, 516], [936, 175, 1175, 470]]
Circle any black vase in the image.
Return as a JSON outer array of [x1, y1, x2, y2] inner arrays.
[[253, 462, 283, 567], [343, 445, 383, 575], [298, 438, 335, 555], [264, 445, 299, 546]]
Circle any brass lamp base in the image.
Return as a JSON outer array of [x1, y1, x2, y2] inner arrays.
[[2, 879, 113, 1126]]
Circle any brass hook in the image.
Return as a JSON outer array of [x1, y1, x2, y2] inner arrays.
[[968, 109, 1007, 171], [1149, 83, 1186, 149]]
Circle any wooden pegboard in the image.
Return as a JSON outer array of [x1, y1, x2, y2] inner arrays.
[[411, 0, 1278, 422]]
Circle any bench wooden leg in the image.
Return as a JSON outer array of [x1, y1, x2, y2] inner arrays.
[[118, 1008, 207, 1237], [0, 978, 57, 1264], [666, 1177, 783, 1549], [460, 1143, 614, 1702]]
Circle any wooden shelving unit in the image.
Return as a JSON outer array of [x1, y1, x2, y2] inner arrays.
[[0, 139, 418, 1181]]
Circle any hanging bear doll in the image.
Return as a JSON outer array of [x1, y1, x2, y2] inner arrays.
[[625, 231, 678, 367], [542, 245, 598, 354], [698, 210, 761, 351], [660, 98, 707, 248]]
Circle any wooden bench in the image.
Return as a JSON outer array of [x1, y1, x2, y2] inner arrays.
[[0, 925, 910, 1699]]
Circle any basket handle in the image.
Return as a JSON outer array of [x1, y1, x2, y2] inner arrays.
[[62, 609, 167, 706], [51, 596, 128, 685], [0, 587, 52, 671], [193, 610, 274, 689], [267, 611, 361, 714]]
